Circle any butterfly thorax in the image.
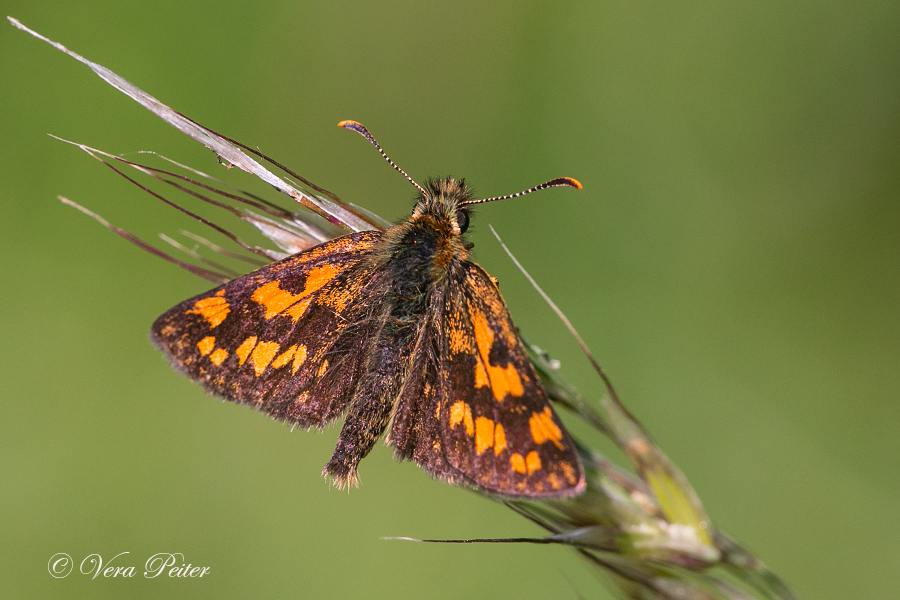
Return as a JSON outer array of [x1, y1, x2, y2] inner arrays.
[[376, 177, 472, 295]]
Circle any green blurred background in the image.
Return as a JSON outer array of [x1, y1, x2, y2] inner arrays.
[[2, 1, 898, 598]]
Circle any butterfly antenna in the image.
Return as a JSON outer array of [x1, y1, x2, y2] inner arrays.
[[458, 177, 582, 207], [338, 120, 426, 196]]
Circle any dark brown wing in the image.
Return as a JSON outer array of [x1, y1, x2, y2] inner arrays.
[[389, 261, 585, 498], [385, 289, 461, 482], [151, 230, 385, 427]]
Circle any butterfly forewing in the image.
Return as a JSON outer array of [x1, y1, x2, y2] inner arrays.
[[151, 231, 383, 427], [436, 263, 585, 497]]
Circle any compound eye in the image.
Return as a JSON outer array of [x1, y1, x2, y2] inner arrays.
[[455, 209, 470, 233]]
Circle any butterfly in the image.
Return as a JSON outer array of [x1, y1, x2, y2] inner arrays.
[[152, 121, 586, 498]]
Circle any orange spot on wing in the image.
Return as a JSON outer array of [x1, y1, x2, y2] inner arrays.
[[548, 473, 563, 490], [525, 450, 542, 474], [316, 359, 329, 377], [447, 308, 474, 354], [474, 359, 488, 388], [250, 341, 280, 376], [470, 305, 524, 401], [252, 281, 302, 320], [235, 336, 257, 366], [283, 298, 312, 321], [251, 264, 342, 322], [303, 263, 341, 295], [510, 452, 526, 474], [493, 423, 507, 455], [186, 295, 230, 328], [305, 265, 353, 312], [529, 407, 565, 449], [209, 348, 228, 366], [560, 461, 577, 485], [474, 416, 494, 455], [471, 306, 493, 367], [271, 345, 297, 369], [291, 345, 308, 374], [489, 364, 524, 401], [197, 336, 215, 356], [449, 401, 474, 436]]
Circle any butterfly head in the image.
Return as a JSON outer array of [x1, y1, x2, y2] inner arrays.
[[411, 177, 473, 235]]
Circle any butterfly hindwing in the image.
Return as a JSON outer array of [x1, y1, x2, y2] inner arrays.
[[434, 262, 586, 497], [385, 289, 461, 480], [151, 230, 383, 427]]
